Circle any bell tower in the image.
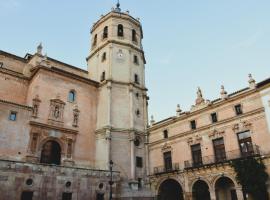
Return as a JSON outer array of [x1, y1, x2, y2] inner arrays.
[[87, 2, 152, 197]]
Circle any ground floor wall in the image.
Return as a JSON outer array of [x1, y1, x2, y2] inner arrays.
[[149, 159, 270, 200]]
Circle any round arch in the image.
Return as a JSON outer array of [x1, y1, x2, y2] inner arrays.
[[38, 137, 65, 153], [212, 174, 239, 188], [215, 176, 238, 200], [158, 179, 184, 200], [192, 180, 211, 200], [40, 140, 62, 165]]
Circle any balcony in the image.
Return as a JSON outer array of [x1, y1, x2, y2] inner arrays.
[[153, 163, 180, 175], [184, 145, 260, 169]]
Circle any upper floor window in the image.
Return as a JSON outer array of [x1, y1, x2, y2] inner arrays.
[[68, 90, 76, 102], [102, 52, 106, 62], [134, 74, 139, 84], [191, 144, 202, 167], [234, 104, 243, 115], [133, 55, 139, 64], [9, 111, 17, 121], [0, 62, 3, 68], [136, 156, 143, 168], [100, 71, 106, 82], [163, 151, 172, 171], [93, 34, 97, 47], [190, 120, 196, 130], [132, 29, 137, 42], [211, 112, 218, 123], [237, 131, 253, 156], [103, 26, 108, 39], [118, 24, 124, 37], [163, 129, 168, 139], [213, 138, 226, 162]]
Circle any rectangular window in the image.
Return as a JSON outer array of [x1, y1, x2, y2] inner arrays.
[[136, 157, 143, 168], [0, 62, 3, 67], [134, 74, 139, 84], [191, 144, 202, 167], [21, 191, 33, 200], [234, 104, 243, 115], [62, 193, 72, 200], [163, 130, 168, 139], [9, 111, 17, 121], [190, 120, 196, 130], [163, 151, 172, 172], [238, 131, 253, 157], [134, 55, 139, 64], [211, 112, 218, 123], [213, 138, 226, 162]]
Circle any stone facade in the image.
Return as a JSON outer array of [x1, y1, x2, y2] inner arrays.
[[0, 4, 153, 200], [147, 76, 270, 200]]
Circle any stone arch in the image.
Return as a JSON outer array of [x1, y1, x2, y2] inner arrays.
[[192, 179, 211, 200], [190, 177, 211, 190], [214, 176, 238, 200], [156, 177, 184, 194], [157, 178, 184, 200], [212, 174, 239, 189], [38, 137, 65, 153], [39, 138, 63, 165]]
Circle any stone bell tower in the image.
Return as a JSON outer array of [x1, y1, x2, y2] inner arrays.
[[87, 2, 153, 198]]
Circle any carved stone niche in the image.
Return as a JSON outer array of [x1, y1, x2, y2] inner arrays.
[[48, 96, 65, 125], [32, 95, 41, 118], [208, 129, 225, 139], [72, 105, 80, 127]]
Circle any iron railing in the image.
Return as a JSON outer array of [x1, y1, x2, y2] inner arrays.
[[184, 145, 260, 169], [153, 163, 180, 174]]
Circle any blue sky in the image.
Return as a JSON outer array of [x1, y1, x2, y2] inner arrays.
[[1, 0, 270, 121]]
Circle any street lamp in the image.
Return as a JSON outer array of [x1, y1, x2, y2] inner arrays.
[[109, 160, 114, 200]]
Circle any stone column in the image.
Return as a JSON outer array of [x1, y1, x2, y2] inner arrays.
[[184, 192, 192, 200], [209, 188, 216, 200], [130, 133, 135, 180], [236, 187, 244, 200]]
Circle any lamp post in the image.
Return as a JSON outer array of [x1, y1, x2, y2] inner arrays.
[[109, 160, 114, 200]]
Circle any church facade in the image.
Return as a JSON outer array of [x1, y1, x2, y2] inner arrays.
[[0, 4, 153, 200], [1, 3, 270, 200]]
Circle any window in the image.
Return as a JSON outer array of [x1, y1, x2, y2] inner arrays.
[[103, 26, 108, 39], [9, 111, 17, 121], [135, 92, 139, 98], [211, 112, 218, 123], [93, 34, 97, 47], [136, 109, 140, 117], [238, 131, 254, 157], [191, 144, 202, 167], [234, 104, 243, 115], [136, 157, 143, 168], [163, 151, 172, 171], [21, 191, 33, 200], [0, 62, 3, 68], [102, 52, 106, 62], [132, 29, 137, 42], [134, 137, 140, 146], [134, 74, 139, 84], [163, 130, 168, 139], [68, 90, 76, 102], [133, 55, 139, 64], [138, 178, 142, 189], [117, 24, 124, 37], [190, 120, 196, 130], [100, 71, 105, 82], [213, 138, 226, 162], [40, 140, 61, 165], [62, 192, 72, 200]]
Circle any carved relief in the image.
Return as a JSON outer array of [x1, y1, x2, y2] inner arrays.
[[161, 143, 172, 152], [32, 95, 41, 118], [208, 129, 225, 139], [72, 105, 80, 127], [232, 120, 252, 132], [187, 134, 202, 145], [30, 133, 39, 154], [48, 94, 65, 123]]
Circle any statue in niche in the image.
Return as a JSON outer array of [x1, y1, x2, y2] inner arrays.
[[72, 105, 80, 127], [32, 95, 41, 118], [54, 106, 60, 119]]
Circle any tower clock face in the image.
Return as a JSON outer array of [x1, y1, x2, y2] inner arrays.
[[116, 49, 125, 62]]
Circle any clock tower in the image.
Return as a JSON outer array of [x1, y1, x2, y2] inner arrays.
[[87, 2, 152, 198]]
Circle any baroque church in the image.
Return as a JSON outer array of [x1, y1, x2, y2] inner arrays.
[[1, 2, 270, 200]]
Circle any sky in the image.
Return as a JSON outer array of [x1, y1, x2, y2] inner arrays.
[[0, 0, 270, 121]]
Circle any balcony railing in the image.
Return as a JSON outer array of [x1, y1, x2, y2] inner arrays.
[[184, 145, 260, 169], [153, 163, 180, 174]]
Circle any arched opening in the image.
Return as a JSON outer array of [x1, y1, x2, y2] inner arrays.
[[215, 177, 238, 200], [117, 24, 124, 37], [68, 90, 76, 102], [192, 180, 211, 200], [158, 179, 184, 200], [132, 29, 137, 42], [40, 140, 61, 165]]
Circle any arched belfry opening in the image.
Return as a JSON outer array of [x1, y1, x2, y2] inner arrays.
[[40, 140, 61, 165], [215, 177, 238, 200], [192, 180, 211, 200], [158, 179, 184, 200]]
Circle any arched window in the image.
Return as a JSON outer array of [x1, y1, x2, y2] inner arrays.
[[132, 29, 137, 42], [118, 24, 124, 37], [100, 71, 106, 82], [40, 140, 61, 165], [93, 34, 97, 47], [68, 90, 76, 102], [102, 52, 106, 62], [103, 26, 108, 39]]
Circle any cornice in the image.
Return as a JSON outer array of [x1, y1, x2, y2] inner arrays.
[[30, 121, 78, 135], [0, 67, 29, 80], [148, 107, 265, 147], [0, 99, 32, 110], [99, 79, 148, 91]]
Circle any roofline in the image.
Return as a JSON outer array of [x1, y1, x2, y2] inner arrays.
[[0, 50, 28, 63]]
